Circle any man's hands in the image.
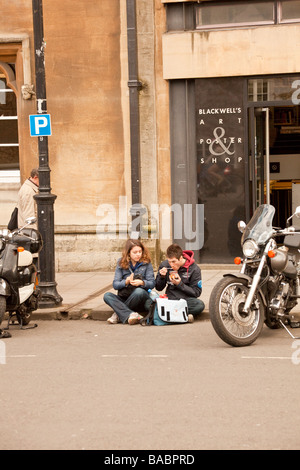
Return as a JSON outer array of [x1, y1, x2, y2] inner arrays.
[[159, 267, 181, 286]]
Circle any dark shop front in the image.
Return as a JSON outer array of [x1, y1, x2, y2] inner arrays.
[[170, 75, 300, 264], [196, 77, 246, 263]]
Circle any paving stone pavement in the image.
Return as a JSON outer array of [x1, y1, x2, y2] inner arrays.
[[31, 264, 300, 321]]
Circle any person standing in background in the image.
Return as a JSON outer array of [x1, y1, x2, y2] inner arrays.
[[17, 168, 39, 229]]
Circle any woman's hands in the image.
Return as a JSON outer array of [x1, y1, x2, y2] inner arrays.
[[125, 273, 144, 287]]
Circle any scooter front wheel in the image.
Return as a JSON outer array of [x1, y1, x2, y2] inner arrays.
[[0, 295, 6, 326], [16, 311, 31, 326], [209, 276, 265, 347]]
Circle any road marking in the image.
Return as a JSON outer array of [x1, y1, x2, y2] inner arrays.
[[2, 355, 37, 358], [101, 354, 168, 358], [242, 356, 292, 360]]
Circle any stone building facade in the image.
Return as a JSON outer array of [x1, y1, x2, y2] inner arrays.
[[0, 0, 170, 271], [1, 0, 300, 270]]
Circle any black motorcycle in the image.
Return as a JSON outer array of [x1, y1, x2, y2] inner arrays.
[[209, 204, 300, 347], [0, 217, 43, 338]]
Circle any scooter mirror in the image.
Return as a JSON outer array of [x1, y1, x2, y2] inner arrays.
[[287, 206, 300, 225], [295, 206, 300, 218], [25, 217, 37, 224], [237, 220, 246, 233], [0, 229, 9, 237]]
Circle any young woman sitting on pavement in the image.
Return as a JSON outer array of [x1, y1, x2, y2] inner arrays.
[[104, 239, 155, 324]]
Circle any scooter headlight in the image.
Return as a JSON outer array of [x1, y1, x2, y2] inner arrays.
[[242, 239, 259, 258]]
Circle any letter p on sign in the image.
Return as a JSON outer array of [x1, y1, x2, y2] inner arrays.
[[29, 114, 52, 136]]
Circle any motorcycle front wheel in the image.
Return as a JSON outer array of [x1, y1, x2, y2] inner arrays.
[[209, 276, 265, 347]]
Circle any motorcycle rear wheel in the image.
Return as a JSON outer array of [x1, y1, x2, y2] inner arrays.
[[209, 276, 265, 347]]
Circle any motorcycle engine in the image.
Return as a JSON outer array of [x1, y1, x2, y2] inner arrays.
[[269, 281, 290, 314]]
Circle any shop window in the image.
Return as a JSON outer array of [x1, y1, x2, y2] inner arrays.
[[195, 1, 300, 30], [248, 79, 269, 101], [166, 2, 195, 31], [248, 76, 300, 155], [248, 76, 300, 102], [196, 1, 274, 28], [0, 72, 19, 183], [270, 105, 300, 155], [280, 0, 300, 22]]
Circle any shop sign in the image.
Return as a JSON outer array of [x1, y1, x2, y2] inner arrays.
[[195, 77, 246, 263]]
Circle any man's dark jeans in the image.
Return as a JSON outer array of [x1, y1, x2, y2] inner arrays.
[[186, 298, 205, 316]]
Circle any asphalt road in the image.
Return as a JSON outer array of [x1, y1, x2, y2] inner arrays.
[[1, 318, 300, 451]]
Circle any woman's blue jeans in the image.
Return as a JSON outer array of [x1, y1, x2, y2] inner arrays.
[[103, 288, 151, 323]]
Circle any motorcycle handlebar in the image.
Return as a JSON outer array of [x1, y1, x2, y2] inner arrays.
[[275, 226, 297, 236]]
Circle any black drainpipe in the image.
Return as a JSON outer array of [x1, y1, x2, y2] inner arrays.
[[126, 0, 142, 210]]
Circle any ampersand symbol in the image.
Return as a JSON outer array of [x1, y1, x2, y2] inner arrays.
[[209, 127, 235, 156]]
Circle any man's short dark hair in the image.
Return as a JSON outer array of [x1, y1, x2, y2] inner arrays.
[[30, 168, 39, 178], [166, 244, 183, 260]]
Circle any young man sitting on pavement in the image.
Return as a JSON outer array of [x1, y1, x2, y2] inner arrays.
[[155, 244, 205, 322]]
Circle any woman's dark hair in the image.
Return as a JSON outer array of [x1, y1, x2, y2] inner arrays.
[[119, 239, 151, 269]]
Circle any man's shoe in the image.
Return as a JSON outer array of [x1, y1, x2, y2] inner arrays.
[[107, 312, 120, 324], [128, 312, 143, 325]]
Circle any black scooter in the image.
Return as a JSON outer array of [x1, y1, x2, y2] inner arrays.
[[0, 217, 43, 338]]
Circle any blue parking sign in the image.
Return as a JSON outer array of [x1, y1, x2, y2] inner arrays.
[[29, 114, 52, 136]]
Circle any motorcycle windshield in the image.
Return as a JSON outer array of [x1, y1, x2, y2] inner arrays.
[[241, 204, 275, 246]]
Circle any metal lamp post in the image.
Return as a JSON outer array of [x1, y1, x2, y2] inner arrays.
[[32, 0, 62, 308]]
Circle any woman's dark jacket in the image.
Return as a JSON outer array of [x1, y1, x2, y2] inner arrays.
[[113, 259, 155, 292]]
